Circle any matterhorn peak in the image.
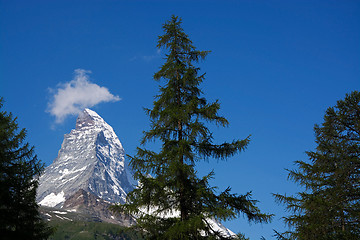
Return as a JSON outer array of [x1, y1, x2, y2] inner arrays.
[[76, 108, 98, 129], [37, 109, 134, 208], [76, 108, 107, 129]]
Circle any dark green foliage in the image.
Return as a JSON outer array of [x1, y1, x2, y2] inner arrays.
[[0, 97, 53, 239], [236, 233, 250, 240], [48, 220, 144, 240], [112, 16, 272, 239], [274, 91, 360, 239]]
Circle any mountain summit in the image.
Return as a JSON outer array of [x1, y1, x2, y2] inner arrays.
[[37, 109, 135, 208]]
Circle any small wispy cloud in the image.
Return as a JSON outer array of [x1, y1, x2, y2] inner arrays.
[[131, 49, 161, 62], [47, 69, 120, 124]]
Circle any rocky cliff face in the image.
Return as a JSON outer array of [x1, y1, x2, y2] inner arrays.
[[62, 189, 135, 225], [37, 109, 135, 208]]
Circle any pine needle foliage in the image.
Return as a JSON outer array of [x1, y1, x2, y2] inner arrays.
[[0, 97, 53, 240], [112, 16, 272, 239], [274, 91, 360, 240]]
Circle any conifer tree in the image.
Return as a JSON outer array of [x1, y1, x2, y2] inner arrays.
[[113, 15, 272, 239], [0, 98, 53, 240], [274, 91, 360, 240]]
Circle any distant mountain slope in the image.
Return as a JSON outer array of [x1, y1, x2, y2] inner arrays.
[[41, 209, 143, 240]]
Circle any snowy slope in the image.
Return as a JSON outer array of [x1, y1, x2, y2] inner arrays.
[[37, 109, 135, 207]]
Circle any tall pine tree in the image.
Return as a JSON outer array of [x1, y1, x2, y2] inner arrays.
[[0, 98, 53, 240], [113, 16, 271, 239], [274, 91, 360, 240]]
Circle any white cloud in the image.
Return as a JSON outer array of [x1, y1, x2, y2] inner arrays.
[[47, 69, 120, 123]]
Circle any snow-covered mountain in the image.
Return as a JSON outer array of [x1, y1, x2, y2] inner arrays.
[[37, 108, 135, 208], [37, 108, 236, 238]]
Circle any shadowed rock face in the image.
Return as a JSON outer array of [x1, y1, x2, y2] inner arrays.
[[37, 109, 135, 208], [62, 189, 135, 226]]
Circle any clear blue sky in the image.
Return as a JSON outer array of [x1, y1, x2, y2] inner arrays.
[[1, 0, 359, 239]]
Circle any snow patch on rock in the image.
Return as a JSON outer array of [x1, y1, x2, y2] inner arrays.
[[39, 191, 65, 207]]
